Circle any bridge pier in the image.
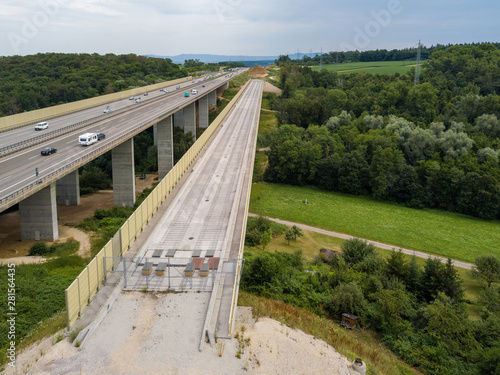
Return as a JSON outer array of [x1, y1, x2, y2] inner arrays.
[[157, 116, 174, 179], [112, 138, 136, 207], [19, 183, 58, 241], [56, 170, 80, 206], [198, 95, 209, 129], [174, 111, 183, 128], [183, 103, 196, 140], [208, 90, 217, 107]]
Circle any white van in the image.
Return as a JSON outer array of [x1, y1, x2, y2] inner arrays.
[[79, 133, 98, 146]]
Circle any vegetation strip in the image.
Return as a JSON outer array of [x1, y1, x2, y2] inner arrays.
[[247, 213, 474, 269]]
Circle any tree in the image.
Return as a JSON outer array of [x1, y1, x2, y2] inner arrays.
[[471, 255, 500, 288], [341, 238, 376, 266], [327, 281, 365, 318], [385, 249, 408, 282], [260, 229, 273, 250]]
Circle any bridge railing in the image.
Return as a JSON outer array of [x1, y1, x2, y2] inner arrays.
[[0, 76, 192, 132], [65, 79, 251, 329]]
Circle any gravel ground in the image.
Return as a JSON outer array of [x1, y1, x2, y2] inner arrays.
[[5, 292, 357, 375]]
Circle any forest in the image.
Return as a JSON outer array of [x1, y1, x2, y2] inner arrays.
[[0, 53, 189, 117], [276, 42, 500, 66], [264, 43, 500, 219]]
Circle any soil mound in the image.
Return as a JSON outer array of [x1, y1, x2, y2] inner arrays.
[[248, 65, 268, 77]]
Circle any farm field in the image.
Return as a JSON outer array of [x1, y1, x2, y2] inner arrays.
[[311, 60, 418, 74], [249, 182, 500, 263]]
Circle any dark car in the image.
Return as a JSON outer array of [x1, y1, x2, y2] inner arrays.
[[97, 133, 105, 140], [41, 147, 57, 156]]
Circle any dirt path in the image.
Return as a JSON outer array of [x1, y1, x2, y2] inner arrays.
[[249, 213, 475, 270]]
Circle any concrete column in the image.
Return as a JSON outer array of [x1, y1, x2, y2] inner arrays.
[[174, 110, 183, 128], [157, 116, 174, 179], [153, 123, 158, 146], [199, 95, 209, 128], [183, 103, 196, 140], [56, 170, 80, 206], [208, 90, 217, 107], [19, 183, 58, 241], [112, 138, 136, 207]]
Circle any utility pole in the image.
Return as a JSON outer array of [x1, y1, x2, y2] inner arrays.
[[414, 40, 421, 86]]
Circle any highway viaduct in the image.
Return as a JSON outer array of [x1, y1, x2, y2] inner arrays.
[[0, 70, 244, 241]]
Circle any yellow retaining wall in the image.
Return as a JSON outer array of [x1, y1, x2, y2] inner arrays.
[[65, 79, 251, 328], [0, 76, 192, 131]]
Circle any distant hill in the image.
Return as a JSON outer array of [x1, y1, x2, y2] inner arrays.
[[146, 53, 280, 64]]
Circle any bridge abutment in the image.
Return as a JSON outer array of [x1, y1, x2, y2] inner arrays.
[[112, 138, 136, 207], [19, 183, 59, 241]]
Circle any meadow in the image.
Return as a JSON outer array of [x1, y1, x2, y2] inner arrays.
[[249, 182, 500, 263], [310, 61, 418, 75]]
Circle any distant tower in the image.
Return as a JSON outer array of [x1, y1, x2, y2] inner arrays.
[[320, 47, 323, 71], [414, 40, 421, 86]]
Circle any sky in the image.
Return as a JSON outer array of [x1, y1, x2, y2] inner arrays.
[[0, 0, 498, 58]]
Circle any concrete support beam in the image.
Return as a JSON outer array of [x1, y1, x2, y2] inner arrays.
[[56, 170, 80, 206], [19, 183, 58, 240], [208, 90, 217, 107], [112, 138, 136, 207], [157, 116, 174, 179], [183, 103, 196, 140], [199, 95, 209, 128], [174, 110, 183, 128], [153, 123, 158, 146]]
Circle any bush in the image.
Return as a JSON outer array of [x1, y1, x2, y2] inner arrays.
[[341, 238, 376, 266], [29, 242, 53, 256]]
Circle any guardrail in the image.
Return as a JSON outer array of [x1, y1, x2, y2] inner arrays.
[[0, 77, 232, 158], [0, 77, 193, 133], [65, 79, 252, 329]]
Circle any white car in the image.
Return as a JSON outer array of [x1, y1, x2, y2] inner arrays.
[[35, 121, 48, 130], [135, 98, 141, 103], [191, 89, 198, 94], [129, 96, 135, 100], [103, 106, 111, 113]]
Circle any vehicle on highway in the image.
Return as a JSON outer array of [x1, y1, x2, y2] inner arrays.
[[103, 106, 111, 113], [191, 89, 198, 94], [41, 147, 57, 156], [79, 133, 98, 146], [164, 89, 169, 93], [135, 97, 141, 103], [144, 92, 148, 96], [184, 92, 189, 97], [129, 96, 135, 100], [202, 85, 205, 87], [97, 133, 105, 141], [35, 121, 49, 130]]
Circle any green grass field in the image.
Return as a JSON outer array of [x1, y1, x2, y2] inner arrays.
[[249, 182, 500, 263], [311, 61, 418, 75]]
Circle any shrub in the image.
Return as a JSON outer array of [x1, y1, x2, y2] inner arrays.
[[29, 242, 53, 256], [341, 238, 376, 266]]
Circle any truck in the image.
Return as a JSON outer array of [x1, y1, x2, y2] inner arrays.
[[79, 133, 98, 146]]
